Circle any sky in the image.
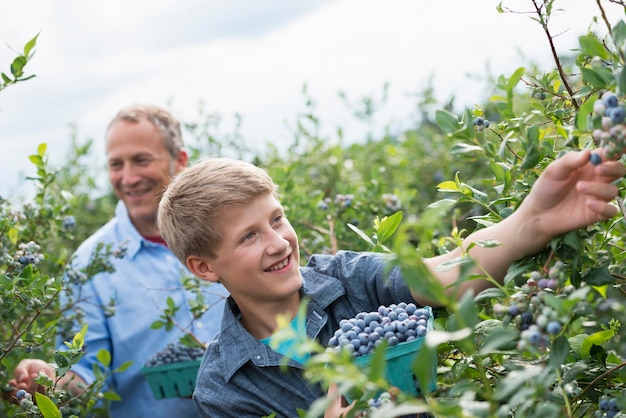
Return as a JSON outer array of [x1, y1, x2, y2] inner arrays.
[[1, 0, 624, 199]]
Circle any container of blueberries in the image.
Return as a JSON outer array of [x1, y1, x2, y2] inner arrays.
[[141, 341, 205, 399], [328, 303, 437, 397]]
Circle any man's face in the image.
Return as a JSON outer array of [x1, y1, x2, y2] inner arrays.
[[106, 118, 186, 236], [207, 193, 302, 312]]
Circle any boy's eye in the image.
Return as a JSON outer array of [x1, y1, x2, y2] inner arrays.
[[243, 232, 256, 241]]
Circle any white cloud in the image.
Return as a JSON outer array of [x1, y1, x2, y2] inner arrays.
[[0, 0, 623, 199]]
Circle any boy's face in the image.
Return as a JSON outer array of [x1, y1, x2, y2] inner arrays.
[[106, 118, 187, 236], [201, 193, 302, 310]]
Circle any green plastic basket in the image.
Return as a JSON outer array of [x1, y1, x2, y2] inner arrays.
[[352, 306, 437, 397], [141, 359, 202, 399]]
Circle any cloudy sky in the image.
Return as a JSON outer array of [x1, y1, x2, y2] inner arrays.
[[0, 0, 623, 199]]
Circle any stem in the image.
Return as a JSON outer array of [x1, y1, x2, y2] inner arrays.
[[571, 360, 626, 402], [531, 0, 579, 111], [555, 367, 573, 418]]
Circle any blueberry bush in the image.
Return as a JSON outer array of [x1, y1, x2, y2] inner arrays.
[[2, 1, 626, 417], [297, 2, 626, 417]]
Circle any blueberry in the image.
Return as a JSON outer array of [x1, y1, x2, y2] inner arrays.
[[527, 330, 542, 345], [546, 321, 562, 335], [62, 215, 76, 231], [609, 106, 626, 123], [15, 389, 27, 400], [590, 153, 602, 166], [602, 92, 619, 108]]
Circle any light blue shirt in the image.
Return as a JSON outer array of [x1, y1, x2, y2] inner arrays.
[[59, 201, 228, 418]]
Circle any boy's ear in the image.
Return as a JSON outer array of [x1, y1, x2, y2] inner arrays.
[[186, 255, 219, 283]]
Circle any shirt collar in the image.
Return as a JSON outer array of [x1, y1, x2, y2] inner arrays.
[[217, 268, 346, 381], [114, 201, 163, 259]]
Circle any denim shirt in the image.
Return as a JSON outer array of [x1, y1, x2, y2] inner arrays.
[[59, 201, 228, 418], [193, 250, 416, 418]]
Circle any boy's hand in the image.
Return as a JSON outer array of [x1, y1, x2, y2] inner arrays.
[[516, 149, 625, 249], [324, 383, 355, 418]]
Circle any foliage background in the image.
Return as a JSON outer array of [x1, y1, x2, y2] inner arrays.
[[1, 1, 625, 417]]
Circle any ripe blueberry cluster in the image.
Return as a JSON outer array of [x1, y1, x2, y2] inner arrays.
[[14, 241, 42, 266], [473, 116, 490, 132], [493, 261, 568, 351], [362, 391, 393, 415], [597, 395, 623, 418], [327, 303, 431, 357], [144, 341, 205, 367], [62, 215, 76, 231], [15, 389, 34, 409], [591, 91, 626, 163]]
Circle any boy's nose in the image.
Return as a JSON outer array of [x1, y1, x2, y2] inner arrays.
[[267, 230, 289, 254]]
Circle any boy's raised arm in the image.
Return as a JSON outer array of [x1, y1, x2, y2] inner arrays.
[[415, 150, 625, 307]]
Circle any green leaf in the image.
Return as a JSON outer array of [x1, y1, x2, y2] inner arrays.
[[581, 329, 614, 358], [618, 66, 626, 96], [97, 349, 111, 368], [426, 198, 457, 210], [479, 327, 519, 353], [102, 391, 123, 401], [114, 360, 133, 373], [376, 211, 402, 244], [8, 227, 18, 244], [456, 290, 479, 330], [578, 34, 610, 60], [474, 239, 501, 248], [37, 142, 47, 156], [347, 223, 374, 246], [435, 109, 460, 133], [434, 256, 472, 272], [10, 56, 26, 77], [473, 287, 506, 303], [494, 365, 543, 401], [29, 154, 44, 167], [150, 320, 165, 330], [583, 266, 615, 286], [575, 92, 598, 131], [549, 336, 570, 369], [34, 392, 62, 418], [437, 181, 462, 193], [450, 143, 484, 155], [506, 67, 526, 92], [23, 32, 40, 57], [580, 66, 613, 89]]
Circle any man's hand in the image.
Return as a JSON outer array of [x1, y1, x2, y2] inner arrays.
[[4, 359, 54, 402], [4, 359, 86, 403]]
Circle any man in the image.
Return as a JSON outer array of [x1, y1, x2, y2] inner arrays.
[[9, 104, 228, 417]]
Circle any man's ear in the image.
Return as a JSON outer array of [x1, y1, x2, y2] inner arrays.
[[175, 149, 189, 173], [186, 255, 219, 283]]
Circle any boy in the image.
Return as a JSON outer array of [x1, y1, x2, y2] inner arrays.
[[157, 151, 624, 417]]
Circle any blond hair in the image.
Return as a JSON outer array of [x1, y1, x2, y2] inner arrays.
[[106, 104, 184, 158], [158, 158, 277, 263]]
